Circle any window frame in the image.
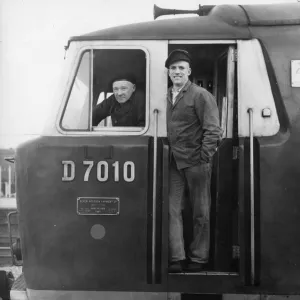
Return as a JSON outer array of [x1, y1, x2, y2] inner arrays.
[[57, 45, 150, 136], [59, 49, 91, 132]]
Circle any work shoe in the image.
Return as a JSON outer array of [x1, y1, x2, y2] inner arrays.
[[184, 261, 206, 272], [168, 260, 185, 273]]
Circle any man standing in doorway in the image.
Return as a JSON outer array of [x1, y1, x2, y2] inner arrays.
[[166, 49, 222, 273]]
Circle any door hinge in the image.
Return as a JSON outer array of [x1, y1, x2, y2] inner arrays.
[[232, 49, 238, 62], [232, 146, 239, 160], [232, 245, 240, 259]]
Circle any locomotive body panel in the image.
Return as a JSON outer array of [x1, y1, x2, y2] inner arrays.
[[246, 24, 300, 292], [11, 2, 300, 299], [16, 136, 154, 290]]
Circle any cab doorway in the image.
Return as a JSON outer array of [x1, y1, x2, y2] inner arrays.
[[167, 43, 239, 274]]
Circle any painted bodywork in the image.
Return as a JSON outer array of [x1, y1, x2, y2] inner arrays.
[[13, 2, 300, 299]]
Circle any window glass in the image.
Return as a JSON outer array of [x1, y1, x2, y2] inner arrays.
[[62, 51, 90, 130], [61, 48, 147, 132]]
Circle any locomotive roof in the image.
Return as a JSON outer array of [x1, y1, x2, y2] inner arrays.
[[69, 3, 300, 43]]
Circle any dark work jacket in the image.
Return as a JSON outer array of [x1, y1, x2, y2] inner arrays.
[[167, 80, 222, 170], [92, 90, 145, 127]]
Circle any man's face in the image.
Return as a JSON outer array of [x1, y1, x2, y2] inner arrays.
[[168, 61, 191, 88], [112, 80, 136, 104]]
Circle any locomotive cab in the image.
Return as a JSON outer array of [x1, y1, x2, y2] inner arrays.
[[13, 3, 300, 300]]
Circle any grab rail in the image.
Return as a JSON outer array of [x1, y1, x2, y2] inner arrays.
[[152, 109, 159, 283], [248, 108, 255, 285]]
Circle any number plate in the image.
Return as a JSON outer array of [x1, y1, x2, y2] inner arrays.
[[77, 197, 120, 215]]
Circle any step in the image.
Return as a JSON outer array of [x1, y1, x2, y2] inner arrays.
[[0, 247, 11, 257], [0, 255, 12, 265], [170, 271, 239, 276]]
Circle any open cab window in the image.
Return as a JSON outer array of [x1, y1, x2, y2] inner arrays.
[[60, 48, 148, 133]]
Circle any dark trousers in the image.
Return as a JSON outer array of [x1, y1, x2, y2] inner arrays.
[[169, 157, 212, 263]]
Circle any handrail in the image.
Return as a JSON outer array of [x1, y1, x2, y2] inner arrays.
[[152, 109, 159, 283], [248, 108, 255, 285]]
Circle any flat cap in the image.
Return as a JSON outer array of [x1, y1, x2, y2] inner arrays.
[[111, 73, 136, 85], [165, 49, 192, 68]]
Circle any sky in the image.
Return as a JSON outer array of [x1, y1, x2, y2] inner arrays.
[[0, 0, 297, 148]]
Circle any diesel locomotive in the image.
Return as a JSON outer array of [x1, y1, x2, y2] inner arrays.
[[6, 2, 300, 299]]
